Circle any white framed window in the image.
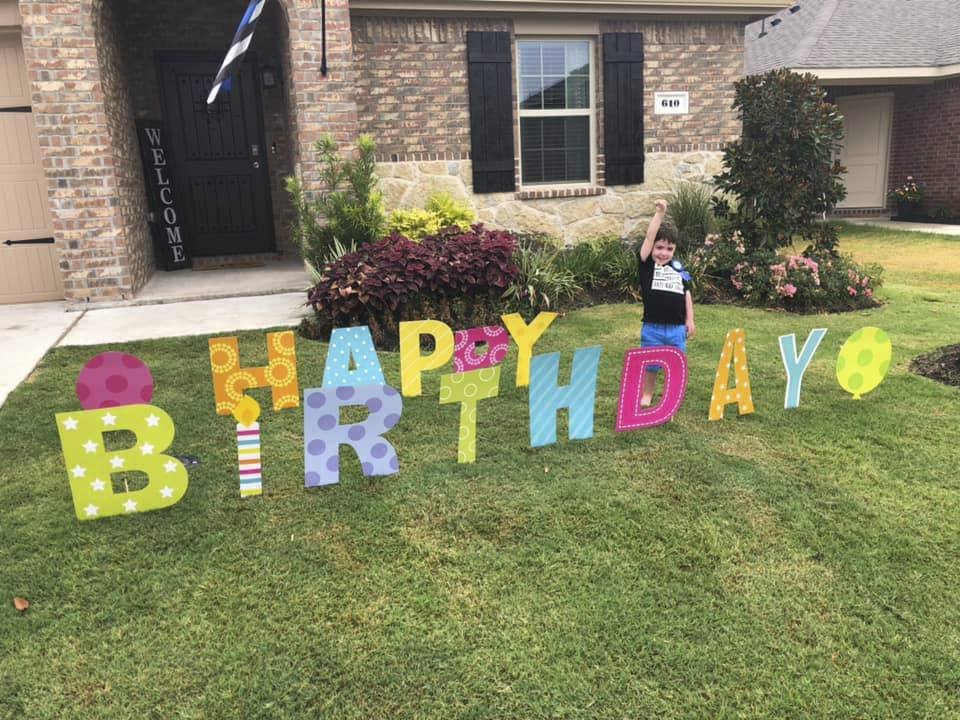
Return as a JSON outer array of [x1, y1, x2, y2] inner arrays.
[[517, 38, 596, 187]]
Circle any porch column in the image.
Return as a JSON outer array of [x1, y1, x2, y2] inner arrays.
[[20, 0, 152, 303], [286, 0, 360, 194]]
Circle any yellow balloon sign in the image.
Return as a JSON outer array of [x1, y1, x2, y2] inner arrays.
[[836, 327, 891, 400]]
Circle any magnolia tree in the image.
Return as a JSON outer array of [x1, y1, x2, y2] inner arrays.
[[714, 69, 847, 253]]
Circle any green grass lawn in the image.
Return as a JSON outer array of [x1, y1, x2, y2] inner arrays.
[[2, 225, 960, 719]]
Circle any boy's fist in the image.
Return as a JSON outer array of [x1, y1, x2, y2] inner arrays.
[[654, 199, 667, 214]]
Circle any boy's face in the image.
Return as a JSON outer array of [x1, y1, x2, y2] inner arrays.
[[652, 239, 677, 265]]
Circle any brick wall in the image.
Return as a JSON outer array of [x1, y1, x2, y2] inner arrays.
[[22, 0, 349, 302], [828, 81, 960, 213], [889, 78, 960, 214], [352, 16, 743, 163], [96, 0, 152, 294], [599, 20, 744, 150], [352, 16, 512, 160], [20, 0, 151, 302]]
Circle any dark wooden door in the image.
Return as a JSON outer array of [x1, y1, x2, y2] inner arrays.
[[158, 55, 275, 256]]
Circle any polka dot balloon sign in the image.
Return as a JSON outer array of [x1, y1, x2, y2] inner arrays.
[[76, 352, 154, 409], [836, 327, 892, 400]]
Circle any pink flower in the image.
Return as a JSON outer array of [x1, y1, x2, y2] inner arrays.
[[861, 276, 870, 287], [770, 263, 786, 279], [847, 286, 858, 296], [865, 288, 873, 298], [779, 283, 797, 298]]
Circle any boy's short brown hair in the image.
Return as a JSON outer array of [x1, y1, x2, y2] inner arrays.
[[655, 221, 679, 246]]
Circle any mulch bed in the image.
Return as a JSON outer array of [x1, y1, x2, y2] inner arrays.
[[911, 344, 960, 388]]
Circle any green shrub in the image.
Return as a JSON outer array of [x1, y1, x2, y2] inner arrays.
[[387, 208, 442, 241], [555, 237, 640, 299], [715, 69, 847, 253], [386, 193, 477, 241], [666, 181, 718, 249], [426, 193, 477, 230], [685, 234, 882, 312], [286, 135, 386, 271], [504, 237, 582, 313], [933, 205, 955, 221]]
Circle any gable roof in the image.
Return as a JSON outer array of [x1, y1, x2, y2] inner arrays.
[[745, 0, 960, 78]]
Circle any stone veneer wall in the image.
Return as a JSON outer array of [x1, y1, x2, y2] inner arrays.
[[356, 16, 740, 243], [21, 0, 353, 303], [377, 153, 724, 244]]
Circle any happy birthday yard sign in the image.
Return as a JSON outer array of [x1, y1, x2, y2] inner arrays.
[[54, 316, 893, 521]]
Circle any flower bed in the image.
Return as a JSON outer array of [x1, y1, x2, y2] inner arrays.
[[305, 225, 518, 348]]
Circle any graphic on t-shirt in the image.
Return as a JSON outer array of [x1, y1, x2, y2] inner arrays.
[[651, 264, 685, 295]]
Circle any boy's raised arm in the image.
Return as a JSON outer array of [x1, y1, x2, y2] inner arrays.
[[639, 199, 667, 262]]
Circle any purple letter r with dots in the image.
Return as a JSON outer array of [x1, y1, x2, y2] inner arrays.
[[303, 384, 402, 487]]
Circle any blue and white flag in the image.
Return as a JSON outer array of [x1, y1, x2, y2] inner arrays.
[[207, 0, 267, 105]]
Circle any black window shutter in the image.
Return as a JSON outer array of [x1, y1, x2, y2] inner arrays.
[[602, 33, 645, 186], [467, 31, 515, 193]]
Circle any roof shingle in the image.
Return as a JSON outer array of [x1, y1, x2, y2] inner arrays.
[[745, 0, 960, 74]]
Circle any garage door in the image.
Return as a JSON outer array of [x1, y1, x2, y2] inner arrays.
[[0, 30, 62, 304], [836, 93, 894, 210]]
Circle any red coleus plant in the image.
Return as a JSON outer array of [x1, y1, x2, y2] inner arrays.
[[307, 224, 519, 340]]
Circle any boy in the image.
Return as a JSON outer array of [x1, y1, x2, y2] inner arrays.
[[637, 199, 695, 406]]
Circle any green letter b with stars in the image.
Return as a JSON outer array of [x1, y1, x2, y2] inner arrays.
[[55, 405, 188, 521]]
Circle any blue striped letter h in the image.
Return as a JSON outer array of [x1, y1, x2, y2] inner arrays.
[[528, 346, 602, 448]]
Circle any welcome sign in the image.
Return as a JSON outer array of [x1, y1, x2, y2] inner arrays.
[[54, 313, 893, 521], [136, 120, 190, 270]]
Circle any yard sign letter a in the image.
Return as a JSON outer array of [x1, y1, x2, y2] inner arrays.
[[709, 329, 755, 421]]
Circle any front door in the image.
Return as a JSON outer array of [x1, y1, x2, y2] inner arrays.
[[158, 54, 275, 257], [836, 93, 893, 209]]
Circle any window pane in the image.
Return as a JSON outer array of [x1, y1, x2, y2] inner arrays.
[[517, 40, 592, 111], [520, 77, 543, 110], [567, 42, 589, 75], [542, 77, 565, 110], [522, 149, 543, 183], [518, 42, 541, 75], [566, 76, 589, 109], [542, 117, 565, 148], [542, 44, 565, 75], [565, 116, 588, 149], [520, 117, 591, 184], [521, 118, 543, 148]]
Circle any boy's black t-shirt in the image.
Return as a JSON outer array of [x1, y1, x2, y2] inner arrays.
[[637, 255, 691, 325]]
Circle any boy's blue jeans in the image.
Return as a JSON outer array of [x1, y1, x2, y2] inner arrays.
[[640, 322, 687, 372]]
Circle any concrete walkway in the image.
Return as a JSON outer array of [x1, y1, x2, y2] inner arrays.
[[0, 263, 312, 408], [843, 218, 960, 236]]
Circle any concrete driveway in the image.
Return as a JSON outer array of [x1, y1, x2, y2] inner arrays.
[[0, 260, 311, 408], [0, 301, 79, 407]]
